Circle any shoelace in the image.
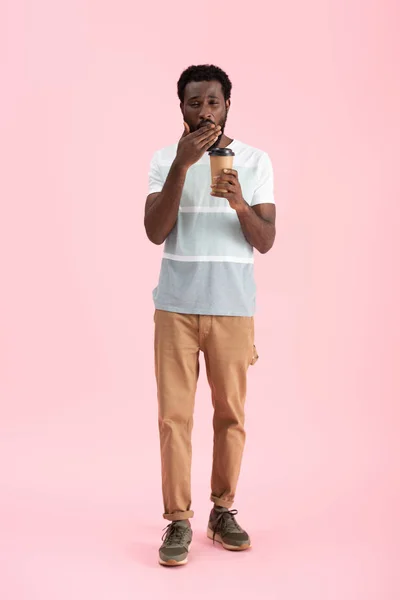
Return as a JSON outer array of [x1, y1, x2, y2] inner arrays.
[[161, 522, 188, 547], [212, 509, 243, 542]]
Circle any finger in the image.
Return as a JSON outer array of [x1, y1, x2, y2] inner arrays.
[[194, 122, 222, 137], [197, 125, 221, 143], [212, 186, 235, 195], [181, 121, 191, 138], [221, 169, 238, 177], [211, 189, 231, 197], [190, 123, 215, 138], [211, 181, 235, 191], [201, 133, 221, 149], [213, 176, 236, 186]]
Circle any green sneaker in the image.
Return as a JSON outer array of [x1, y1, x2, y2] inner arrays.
[[207, 507, 251, 551], [159, 520, 192, 566]]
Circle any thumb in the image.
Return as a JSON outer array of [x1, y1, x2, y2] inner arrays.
[[181, 121, 190, 137]]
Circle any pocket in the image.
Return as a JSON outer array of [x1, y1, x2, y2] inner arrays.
[[250, 344, 259, 366]]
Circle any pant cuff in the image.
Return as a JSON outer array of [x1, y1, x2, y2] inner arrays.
[[210, 494, 234, 509], [163, 510, 194, 521]]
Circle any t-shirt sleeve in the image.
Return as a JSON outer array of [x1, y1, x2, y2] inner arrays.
[[251, 152, 275, 206], [148, 151, 164, 195]]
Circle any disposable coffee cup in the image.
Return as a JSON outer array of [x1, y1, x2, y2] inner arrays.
[[209, 147, 235, 192]]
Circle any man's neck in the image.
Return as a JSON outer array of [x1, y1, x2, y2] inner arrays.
[[218, 134, 234, 148]]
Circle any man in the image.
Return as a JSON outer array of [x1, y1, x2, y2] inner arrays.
[[144, 64, 276, 567]]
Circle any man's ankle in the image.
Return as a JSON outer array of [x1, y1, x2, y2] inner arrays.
[[213, 504, 229, 512], [174, 518, 191, 526]]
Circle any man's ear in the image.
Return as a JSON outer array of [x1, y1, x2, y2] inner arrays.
[[180, 102, 184, 117], [226, 99, 231, 112]]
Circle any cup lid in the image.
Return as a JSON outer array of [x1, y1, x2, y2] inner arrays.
[[208, 147, 235, 157]]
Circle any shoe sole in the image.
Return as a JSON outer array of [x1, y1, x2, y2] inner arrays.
[[159, 542, 191, 567], [207, 528, 251, 551]]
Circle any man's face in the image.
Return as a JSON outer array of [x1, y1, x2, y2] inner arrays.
[[180, 80, 230, 149]]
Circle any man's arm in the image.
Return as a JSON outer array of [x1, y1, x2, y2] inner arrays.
[[144, 122, 221, 245], [144, 160, 188, 245], [211, 162, 276, 254], [236, 202, 276, 254]]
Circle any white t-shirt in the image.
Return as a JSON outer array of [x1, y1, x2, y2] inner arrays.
[[148, 139, 274, 316]]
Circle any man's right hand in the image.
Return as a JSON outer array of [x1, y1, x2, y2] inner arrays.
[[174, 122, 221, 170]]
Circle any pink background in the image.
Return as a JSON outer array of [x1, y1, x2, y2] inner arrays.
[[1, 0, 399, 598]]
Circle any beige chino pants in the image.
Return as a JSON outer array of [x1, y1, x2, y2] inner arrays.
[[154, 309, 258, 521]]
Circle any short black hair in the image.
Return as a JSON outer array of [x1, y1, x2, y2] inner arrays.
[[177, 64, 232, 103]]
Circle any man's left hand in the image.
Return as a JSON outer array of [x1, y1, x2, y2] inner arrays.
[[210, 169, 248, 213]]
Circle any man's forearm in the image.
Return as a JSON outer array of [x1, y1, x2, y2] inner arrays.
[[236, 203, 275, 254], [145, 160, 188, 245]]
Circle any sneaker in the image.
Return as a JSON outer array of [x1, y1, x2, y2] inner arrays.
[[207, 507, 251, 551], [159, 520, 192, 566]]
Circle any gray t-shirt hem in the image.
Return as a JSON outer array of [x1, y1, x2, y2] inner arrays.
[[154, 301, 255, 317]]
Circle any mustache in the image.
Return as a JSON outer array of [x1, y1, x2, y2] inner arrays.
[[191, 117, 226, 136], [197, 119, 215, 129]]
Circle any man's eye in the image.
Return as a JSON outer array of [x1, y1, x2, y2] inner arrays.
[[190, 103, 200, 107]]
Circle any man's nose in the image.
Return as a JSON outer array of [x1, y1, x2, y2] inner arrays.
[[199, 108, 214, 122]]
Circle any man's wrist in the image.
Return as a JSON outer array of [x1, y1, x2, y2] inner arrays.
[[172, 157, 189, 173], [235, 199, 250, 215]]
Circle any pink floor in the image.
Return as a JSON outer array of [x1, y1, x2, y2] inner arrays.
[[0, 489, 395, 599], [0, 392, 397, 600]]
